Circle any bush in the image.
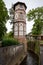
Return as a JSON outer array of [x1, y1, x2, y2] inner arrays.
[[27, 40, 40, 56], [2, 38, 19, 47], [27, 40, 36, 50]]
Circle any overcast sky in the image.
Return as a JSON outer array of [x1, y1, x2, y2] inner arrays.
[[3, 0, 43, 34]]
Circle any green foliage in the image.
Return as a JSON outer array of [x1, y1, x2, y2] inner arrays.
[[2, 38, 19, 47], [3, 31, 13, 38], [27, 40, 36, 51], [2, 32, 19, 47], [0, 0, 9, 40], [40, 40, 43, 44], [9, 7, 15, 36], [27, 40, 40, 56], [27, 7, 43, 35], [27, 7, 43, 21], [32, 19, 43, 35], [8, 31, 13, 38]]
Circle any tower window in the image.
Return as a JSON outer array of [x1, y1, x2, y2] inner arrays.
[[14, 23, 18, 31], [19, 12, 23, 19], [20, 4, 23, 8], [14, 31, 18, 36], [19, 23, 23, 31], [19, 31, 23, 35]]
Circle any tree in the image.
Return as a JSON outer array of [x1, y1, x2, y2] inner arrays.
[[27, 7, 43, 65], [27, 7, 43, 36], [0, 0, 9, 40], [9, 6, 14, 36], [4, 31, 13, 38]]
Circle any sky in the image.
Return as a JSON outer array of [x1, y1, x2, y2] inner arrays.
[[3, 0, 43, 34]]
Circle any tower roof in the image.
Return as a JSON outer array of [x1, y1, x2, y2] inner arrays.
[[13, 2, 27, 10]]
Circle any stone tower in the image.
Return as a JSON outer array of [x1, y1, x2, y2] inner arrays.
[[13, 2, 27, 44]]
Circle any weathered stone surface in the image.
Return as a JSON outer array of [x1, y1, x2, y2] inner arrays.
[[40, 45, 43, 65], [0, 44, 24, 65]]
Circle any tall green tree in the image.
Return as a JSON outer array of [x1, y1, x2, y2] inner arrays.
[[27, 7, 43, 65], [27, 7, 43, 35], [4, 31, 13, 38], [0, 0, 9, 40], [9, 7, 14, 37]]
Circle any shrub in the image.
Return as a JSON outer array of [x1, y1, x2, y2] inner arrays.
[[2, 38, 19, 47], [27, 40, 36, 50], [27, 40, 40, 55]]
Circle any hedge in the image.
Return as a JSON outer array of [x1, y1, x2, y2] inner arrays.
[[2, 38, 19, 47]]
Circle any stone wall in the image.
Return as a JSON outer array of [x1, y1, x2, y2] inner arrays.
[[0, 44, 24, 65]]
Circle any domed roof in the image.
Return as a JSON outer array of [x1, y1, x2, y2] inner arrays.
[[13, 1, 27, 10]]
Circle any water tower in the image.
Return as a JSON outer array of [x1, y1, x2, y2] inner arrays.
[[12, 2, 27, 50]]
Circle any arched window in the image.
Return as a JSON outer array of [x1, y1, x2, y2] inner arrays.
[[19, 23, 23, 31], [20, 4, 23, 8], [19, 12, 23, 19], [14, 31, 18, 36], [19, 31, 23, 35], [14, 23, 18, 31], [24, 24, 26, 31], [19, 23, 23, 35]]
